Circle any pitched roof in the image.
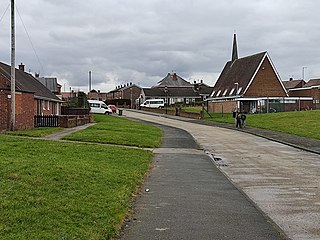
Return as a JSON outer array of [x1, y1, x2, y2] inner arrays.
[[282, 79, 306, 89], [304, 79, 320, 88], [211, 52, 267, 97], [143, 87, 201, 98], [0, 62, 61, 102], [153, 72, 192, 88], [36, 77, 58, 93]]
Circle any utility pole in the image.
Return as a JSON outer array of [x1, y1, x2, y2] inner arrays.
[[10, 0, 16, 131]]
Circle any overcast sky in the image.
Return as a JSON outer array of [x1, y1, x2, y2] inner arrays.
[[1, 0, 320, 92]]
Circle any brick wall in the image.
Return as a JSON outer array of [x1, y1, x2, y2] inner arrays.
[[208, 101, 237, 113], [289, 88, 320, 100], [0, 90, 35, 131], [34, 99, 60, 115], [245, 58, 287, 97], [122, 86, 141, 108], [140, 107, 203, 119], [15, 92, 35, 130], [0, 89, 10, 130]]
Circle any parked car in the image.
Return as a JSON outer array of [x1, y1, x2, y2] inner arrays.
[[108, 104, 117, 113], [88, 100, 112, 115]]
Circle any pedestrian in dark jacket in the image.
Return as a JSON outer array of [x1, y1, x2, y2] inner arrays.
[[236, 111, 242, 128], [240, 113, 246, 128]]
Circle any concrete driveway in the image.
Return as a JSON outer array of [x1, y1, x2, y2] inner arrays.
[[124, 110, 320, 240]]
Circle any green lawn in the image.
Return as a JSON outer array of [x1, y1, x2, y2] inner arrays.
[[0, 115, 162, 239], [0, 135, 152, 239], [63, 114, 163, 148], [204, 110, 320, 140], [5, 127, 64, 137], [177, 107, 320, 140]]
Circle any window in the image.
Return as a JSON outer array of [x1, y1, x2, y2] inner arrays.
[[222, 89, 228, 96]]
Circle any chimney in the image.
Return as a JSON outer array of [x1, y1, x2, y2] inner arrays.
[[19, 63, 25, 72], [173, 73, 177, 81], [200, 80, 203, 83], [289, 77, 293, 81], [35, 72, 40, 78], [194, 80, 196, 84]]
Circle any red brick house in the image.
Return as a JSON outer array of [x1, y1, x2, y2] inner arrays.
[[87, 89, 107, 101], [286, 79, 320, 110], [208, 34, 288, 113], [107, 83, 142, 108], [283, 79, 306, 90], [0, 62, 62, 131]]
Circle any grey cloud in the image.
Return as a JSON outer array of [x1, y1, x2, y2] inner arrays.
[[1, 0, 320, 91]]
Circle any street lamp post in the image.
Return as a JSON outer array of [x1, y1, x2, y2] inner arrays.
[[234, 82, 239, 111], [164, 86, 168, 114]]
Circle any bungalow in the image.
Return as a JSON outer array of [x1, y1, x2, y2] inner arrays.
[[0, 62, 63, 131], [208, 34, 289, 113], [140, 72, 212, 106]]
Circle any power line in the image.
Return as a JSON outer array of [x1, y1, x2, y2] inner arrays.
[[16, 5, 45, 75], [0, 3, 10, 23]]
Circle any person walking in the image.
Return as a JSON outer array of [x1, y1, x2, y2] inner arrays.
[[236, 111, 242, 128], [240, 112, 246, 128]]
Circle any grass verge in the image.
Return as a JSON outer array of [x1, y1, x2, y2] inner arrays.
[[204, 110, 320, 140], [174, 106, 320, 140], [0, 134, 153, 239], [63, 114, 163, 148], [4, 127, 64, 137]]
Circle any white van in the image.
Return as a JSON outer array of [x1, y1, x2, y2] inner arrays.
[[140, 99, 165, 108], [88, 100, 112, 115]]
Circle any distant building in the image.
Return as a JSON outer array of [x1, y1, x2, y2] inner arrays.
[[287, 79, 320, 110], [282, 79, 306, 90], [140, 72, 213, 106], [106, 83, 142, 108], [87, 89, 107, 101], [206, 34, 313, 113]]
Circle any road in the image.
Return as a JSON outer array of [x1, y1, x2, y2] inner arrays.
[[124, 110, 320, 240]]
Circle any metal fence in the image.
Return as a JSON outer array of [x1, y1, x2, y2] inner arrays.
[[34, 115, 59, 127]]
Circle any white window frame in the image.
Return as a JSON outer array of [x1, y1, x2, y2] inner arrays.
[[222, 89, 228, 96]]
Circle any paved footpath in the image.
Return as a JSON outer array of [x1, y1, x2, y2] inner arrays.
[[122, 110, 320, 240], [121, 124, 285, 240]]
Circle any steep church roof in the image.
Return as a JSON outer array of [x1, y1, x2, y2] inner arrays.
[[211, 51, 268, 97], [210, 34, 287, 98]]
